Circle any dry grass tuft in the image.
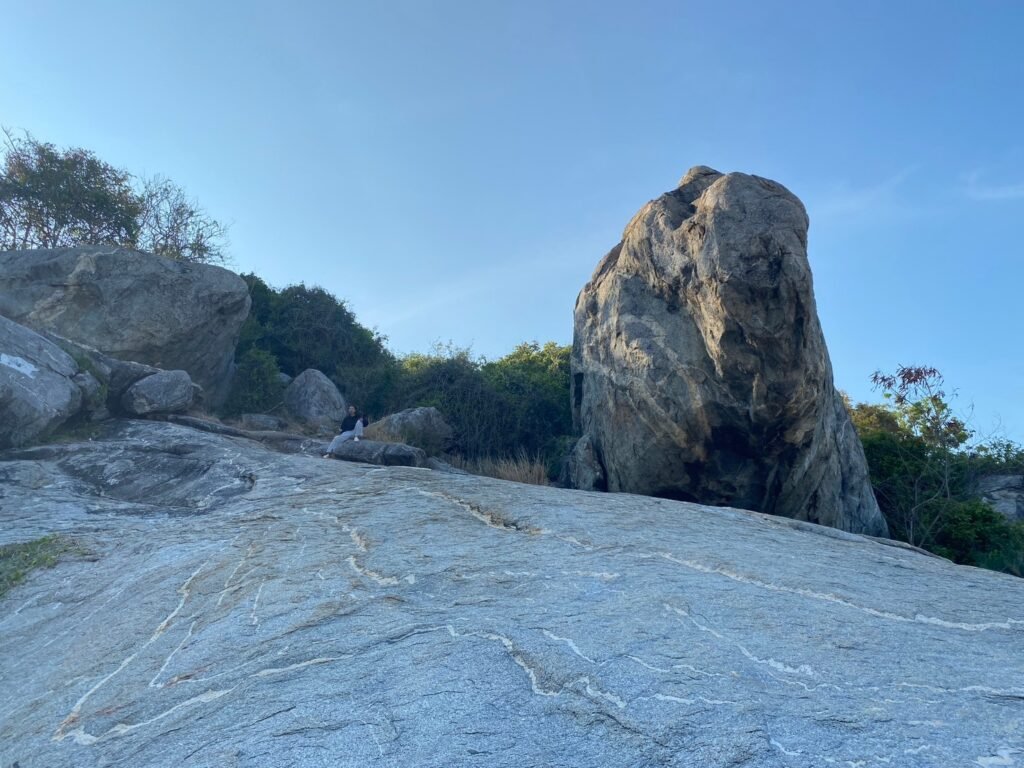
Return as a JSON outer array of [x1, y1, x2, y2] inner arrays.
[[449, 451, 550, 486]]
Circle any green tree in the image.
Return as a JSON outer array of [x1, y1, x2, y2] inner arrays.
[[233, 274, 397, 416], [864, 366, 970, 548], [1, 130, 228, 264], [1, 129, 140, 249], [852, 366, 1024, 577], [136, 175, 229, 264]]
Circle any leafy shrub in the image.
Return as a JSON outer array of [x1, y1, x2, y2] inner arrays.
[[224, 347, 284, 415]]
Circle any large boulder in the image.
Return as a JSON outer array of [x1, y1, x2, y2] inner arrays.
[[0, 314, 83, 448], [0, 246, 251, 406], [570, 166, 887, 536], [363, 406, 453, 456], [283, 369, 346, 430]]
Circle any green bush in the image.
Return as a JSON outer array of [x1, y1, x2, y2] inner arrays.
[[224, 347, 283, 416]]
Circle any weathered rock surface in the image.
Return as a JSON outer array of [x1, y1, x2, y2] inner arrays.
[[0, 246, 250, 406], [1, 420, 1022, 767], [235, 412, 288, 432], [121, 370, 196, 415], [327, 437, 428, 467], [977, 474, 1024, 521], [0, 314, 83, 448], [283, 368, 345, 429], [570, 166, 886, 536], [364, 406, 454, 455]]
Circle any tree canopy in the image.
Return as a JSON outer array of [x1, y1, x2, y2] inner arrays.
[[0, 130, 228, 263]]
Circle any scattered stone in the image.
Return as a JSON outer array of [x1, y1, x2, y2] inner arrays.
[[121, 370, 195, 415], [283, 369, 345, 429], [570, 166, 887, 536]]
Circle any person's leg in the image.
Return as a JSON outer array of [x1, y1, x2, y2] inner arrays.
[[353, 420, 364, 440], [326, 431, 354, 456]]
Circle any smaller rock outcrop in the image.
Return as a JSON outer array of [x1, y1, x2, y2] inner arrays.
[[283, 369, 346, 430], [364, 407, 453, 456], [977, 474, 1024, 521], [0, 315, 82, 448], [326, 439, 427, 467], [121, 370, 196, 415]]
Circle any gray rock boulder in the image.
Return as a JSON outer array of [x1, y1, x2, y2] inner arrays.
[[121, 370, 195, 415], [283, 369, 345, 429], [570, 166, 886, 536], [1, 419, 1021, 767], [0, 314, 83, 448], [326, 438, 428, 467], [363, 406, 453, 455], [560, 433, 606, 491], [40, 331, 162, 415], [0, 246, 251, 406], [977, 474, 1024, 521]]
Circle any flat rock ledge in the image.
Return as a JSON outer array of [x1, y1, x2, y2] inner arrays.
[[0, 420, 1022, 767]]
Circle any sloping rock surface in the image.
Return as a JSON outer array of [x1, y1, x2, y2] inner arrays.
[[571, 166, 886, 536], [1, 421, 1022, 767], [0, 246, 250, 406]]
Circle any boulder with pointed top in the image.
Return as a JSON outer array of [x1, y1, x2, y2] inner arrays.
[[568, 166, 887, 536]]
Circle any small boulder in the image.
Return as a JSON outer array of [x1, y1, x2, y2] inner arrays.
[[363, 407, 453, 456], [0, 314, 83, 448], [284, 369, 346, 430], [121, 370, 195, 415]]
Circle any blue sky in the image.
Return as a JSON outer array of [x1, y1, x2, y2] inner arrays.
[[3, 1, 1022, 440]]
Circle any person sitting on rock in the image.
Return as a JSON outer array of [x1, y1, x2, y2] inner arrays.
[[323, 405, 364, 457]]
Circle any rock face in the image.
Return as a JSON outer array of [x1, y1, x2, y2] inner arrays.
[[363, 406, 453, 456], [120, 370, 196, 415], [1, 420, 1022, 767], [283, 369, 346, 429], [570, 166, 886, 536], [977, 474, 1024, 521], [0, 246, 251, 406], [327, 437, 428, 467], [0, 314, 82, 447]]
